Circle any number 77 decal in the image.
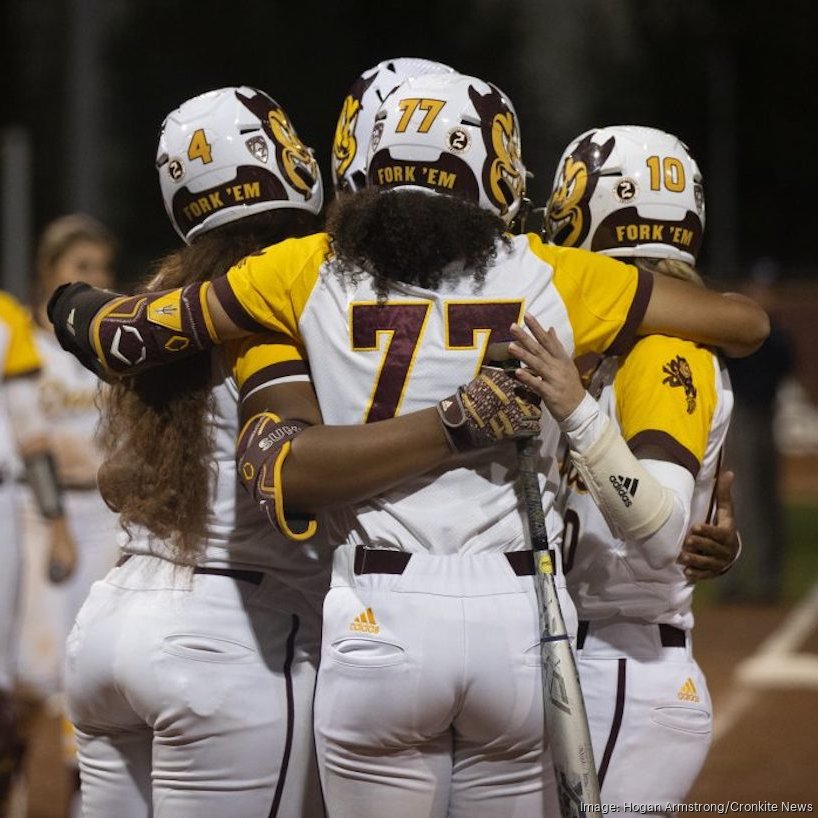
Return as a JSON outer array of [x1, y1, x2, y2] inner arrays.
[[351, 299, 524, 422]]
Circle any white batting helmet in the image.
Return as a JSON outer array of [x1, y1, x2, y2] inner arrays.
[[332, 57, 456, 195], [157, 86, 323, 244], [366, 73, 527, 225], [544, 125, 705, 263]]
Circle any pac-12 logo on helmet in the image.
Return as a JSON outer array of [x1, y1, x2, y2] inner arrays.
[[157, 86, 323, 244], [236, 90, 320, 202], [545, 125, 705, 264], [332, 57, 456, 195]]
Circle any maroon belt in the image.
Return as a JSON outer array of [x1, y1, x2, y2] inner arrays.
[[115, 553, 263, 585], [576, 620, 686, 649], [353, 545, 545, 577]]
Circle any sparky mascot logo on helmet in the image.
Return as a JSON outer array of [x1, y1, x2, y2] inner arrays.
[[236, 90, 319, 201], [332, 73, 378, 190], [546, 132, 615, 248], [468, 85, 524, 218]]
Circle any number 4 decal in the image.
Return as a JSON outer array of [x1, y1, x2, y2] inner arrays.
[[187, 128, 213, 164], [351, 299, 524, 422]]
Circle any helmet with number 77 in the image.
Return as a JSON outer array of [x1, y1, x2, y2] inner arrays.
[[156, 86, 323, 244], [366, 72, 527, 225], [543, 125, 705, 264], [332, 57, 456, 195]]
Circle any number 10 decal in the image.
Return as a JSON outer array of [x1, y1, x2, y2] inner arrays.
[[351, 300, 524, 422]]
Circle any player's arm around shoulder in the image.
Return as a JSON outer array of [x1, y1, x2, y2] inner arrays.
[[214, 232, 330, 342], [232, 335, 542, 532], [46, 232, 330, 377], [639, 274, 769, 358]]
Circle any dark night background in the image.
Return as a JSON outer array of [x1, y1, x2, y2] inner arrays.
[[1, 0, 817, 290]]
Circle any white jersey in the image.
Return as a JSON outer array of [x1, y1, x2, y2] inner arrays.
[[222, 231, 654, 557], [0, 320, 17, 477], [0, 292, 42, 477], [562, 336, 733, 629], [33, 328, 108, 487], [123, 344, 331, 608]]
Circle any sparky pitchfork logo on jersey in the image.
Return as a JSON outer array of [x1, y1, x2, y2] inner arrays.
[[662, 355, 697, 414]]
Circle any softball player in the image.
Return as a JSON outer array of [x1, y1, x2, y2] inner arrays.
[[0, 289, 76, 810], [49, 73, 767, 818], [20, 217, 121, 683], [13, 214, 120, 818], [62, 87, 333, 818], [520, 125, 733, 815]]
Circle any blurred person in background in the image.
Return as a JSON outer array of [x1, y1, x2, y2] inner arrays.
[[720, 258, 794, 603], [13, 214, 121, 818], [0, 286, 77, 815]]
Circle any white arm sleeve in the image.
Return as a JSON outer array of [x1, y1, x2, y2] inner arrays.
[[632, 459, 695, 569], [4, 375, 48, 447], [560, 392, 695, 569]]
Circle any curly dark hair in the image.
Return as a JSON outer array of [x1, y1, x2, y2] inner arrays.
[[327, 189, 508, 300], [97, 209, 318, 561]]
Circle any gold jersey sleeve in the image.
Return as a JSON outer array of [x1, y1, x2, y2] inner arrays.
[[229, 333, 309, 397], [222, 233, 330, 341], [613, 335, 718, 476], [526, 236, 652, 357], [0, 290, 42, 379]]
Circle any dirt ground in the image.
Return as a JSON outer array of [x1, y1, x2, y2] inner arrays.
[[687, 602, 818, 807]]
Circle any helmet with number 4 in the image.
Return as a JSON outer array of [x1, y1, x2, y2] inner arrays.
[[157, 86, 323, 244], [366, 73, 527, 225], [332, 57, 456, 195], [544, 125, 705, 263]]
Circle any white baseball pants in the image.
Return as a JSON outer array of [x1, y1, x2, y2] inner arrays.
[[577, 620, 712, 817], [314, 543, 568, 818], [65, 554, 324, 818]]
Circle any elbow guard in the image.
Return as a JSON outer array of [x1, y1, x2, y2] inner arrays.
[[568, 417, 674, 543], [48, 281, 218, 377], [47, 282, 120, 376], [236, 413, 317, 541]]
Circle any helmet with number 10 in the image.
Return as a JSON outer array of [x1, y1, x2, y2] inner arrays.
[[332, 57, 456, 195], [157, 86, 323, 244], [366, 72, 527, 225], [544, 125, 705, 264]]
